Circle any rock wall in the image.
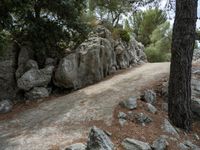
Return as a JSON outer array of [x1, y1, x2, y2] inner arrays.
[[0, 25, 147, 103], [54, 26, 147, 89]]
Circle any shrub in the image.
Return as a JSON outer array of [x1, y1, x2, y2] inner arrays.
[[0, 30, 11, 56], [112, 28, 130, 42]]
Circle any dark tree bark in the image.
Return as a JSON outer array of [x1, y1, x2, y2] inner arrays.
[[168, 0, 198, 131]]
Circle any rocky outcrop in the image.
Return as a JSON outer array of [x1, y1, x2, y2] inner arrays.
[[0, 25, 147, 104], [54, 25, 146, 89]]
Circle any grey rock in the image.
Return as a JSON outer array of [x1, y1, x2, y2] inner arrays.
[[135, 113, 152, 124], [25, 59, 38, 71], [118, 111, 128, 127], [147, 103, 157, 114], [122, 138, 151, 150], [120, 96, 137, 110], [17, 66, 54, 91], [25, 87, 49, 100], [178, 143, 190, 150], [54, 54, 79, 89], [162, 119, 179, 137], [86, 126, 114, 150], [65, 143, 86, 150], [0, 99, 13, 113], [179, 141, 200, 150], [194, 133, 200, 141], [152, 137, 168, 150], [144, 90, 156, 104], [119, 118, 127, 127], [118, 112, 127, 119], [54, 25, 146, 90]]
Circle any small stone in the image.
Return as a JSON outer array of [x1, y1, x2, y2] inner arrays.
[[162, 119, 179, 137], [86, 126, 114, 150], [118, 112, 127, 119], [178, 143, 190, 150], [65, 143, 86, 150], [119, 118, 127, 127], [135, 113, 152, 124], [147, 103, 157, 114], [183, 140, 200, 149], [0, 99, 13, 113], [122, 138, 151, 150], [120, 96, 137, 110], [152, 137, 168, 150], [144, 90, 156, 104], [194, 133, 200, 141]]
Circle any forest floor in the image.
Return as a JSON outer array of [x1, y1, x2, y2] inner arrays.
[[0, 62, 199, 150]]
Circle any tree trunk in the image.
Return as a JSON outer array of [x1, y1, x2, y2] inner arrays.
[[168, 0, 198, 131]]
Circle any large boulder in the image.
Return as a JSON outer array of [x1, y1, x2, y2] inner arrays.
[[17, 66, 54, 91], [86, 126, 114, 150], [0, 43, 18, 100], [54, 53, 79, 89]]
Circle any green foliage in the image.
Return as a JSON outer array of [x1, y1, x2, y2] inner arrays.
[[130, 8, 167, 46], [0, 30, 11, 56], [145, 22, 172, 62], [112, 28, 130, 42], [89, 0, 131, 26], [0, 0, 90, 64]]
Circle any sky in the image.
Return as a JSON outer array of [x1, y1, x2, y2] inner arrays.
[[160, 0, 200, 28]]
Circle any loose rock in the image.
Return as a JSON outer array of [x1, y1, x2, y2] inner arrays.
[[122, 138, 151, 150], [120, 96, 137, 110], [152, 137, 168, 150], [162, 119, 179, 137], [65, 143, 86, 150], [178, 141, 200, 150], [0, 99, 13, 113], [86, 126, 114, 150], [135, 113, 152, 125], [144, 90, 156, 104], [147, 103, 157, 114]]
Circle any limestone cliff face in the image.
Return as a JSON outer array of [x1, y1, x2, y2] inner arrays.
[[54, 26, 147, 89]]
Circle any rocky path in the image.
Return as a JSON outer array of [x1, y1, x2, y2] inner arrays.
[[0, 63, 170, 150]]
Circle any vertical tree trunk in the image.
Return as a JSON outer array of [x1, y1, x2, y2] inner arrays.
[[168, 0, 198, 131]]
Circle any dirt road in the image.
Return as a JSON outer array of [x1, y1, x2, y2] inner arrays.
[[0, 63, 170, 150]]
